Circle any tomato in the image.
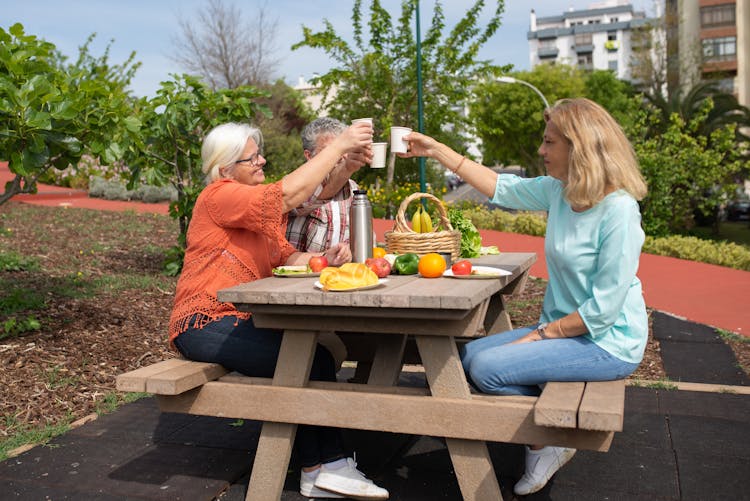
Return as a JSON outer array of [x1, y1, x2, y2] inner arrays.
[[417, 253, 447, 278], [365, 257, 391, 278], [308, 255, 329, 273], [451, 260, 472, 276], [372, 247, 387, 259]]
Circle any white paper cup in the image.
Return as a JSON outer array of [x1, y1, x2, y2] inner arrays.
[[371, 142, 387, 168], [390, 126, 412, 154], [351, 118, 373, 127]]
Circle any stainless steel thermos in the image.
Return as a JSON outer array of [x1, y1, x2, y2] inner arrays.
[[349, 190, 373, 263]]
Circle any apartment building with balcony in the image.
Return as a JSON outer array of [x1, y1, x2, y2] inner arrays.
[[668, 0, 748, 107], [527, 0, 654, 80]]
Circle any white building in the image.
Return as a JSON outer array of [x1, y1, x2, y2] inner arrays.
[[527, 0, 655, 80]]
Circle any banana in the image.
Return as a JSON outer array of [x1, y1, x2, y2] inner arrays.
[[411, 206, 422, 233], [420, 207, 433, 233]]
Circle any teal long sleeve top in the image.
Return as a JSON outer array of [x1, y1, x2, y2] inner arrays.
[[492, 174, 648, 363]]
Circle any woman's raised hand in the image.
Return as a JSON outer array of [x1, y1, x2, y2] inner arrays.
[[397, 131, 439, 159], [335, 122, 374, 155]]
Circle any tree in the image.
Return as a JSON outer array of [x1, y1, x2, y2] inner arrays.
[[631, 100, 743, 237], [125, 74, 269, 274], [0, 24, 141, 205], [251, 79, 315, 181], [171, 0, 280, 89], [470, 64, 585, 175], [292, 0, 508, 197]]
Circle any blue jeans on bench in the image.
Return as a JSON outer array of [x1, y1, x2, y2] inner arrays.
[[174, 314, 345, 468], [460, 326, 638, 396]]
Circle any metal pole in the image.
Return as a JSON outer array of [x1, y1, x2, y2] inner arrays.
[[416, 2, 426, 193]]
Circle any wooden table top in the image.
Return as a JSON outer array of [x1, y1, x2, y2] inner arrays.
[[218, 252, 536, 315]]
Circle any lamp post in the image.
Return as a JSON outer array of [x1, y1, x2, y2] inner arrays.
[[416, 2, 426, 193], [497, 76, 550, 109]]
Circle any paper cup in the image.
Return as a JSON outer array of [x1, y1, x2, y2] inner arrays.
[[371, 142, 387, 168], [390, 126, 412, 154], [351, 118, 373, 127]]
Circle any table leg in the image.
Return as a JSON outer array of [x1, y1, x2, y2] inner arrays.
[[416, 336, 503, 501], [483, 270, 531, 335], [245, 330, 318, 501], [367, 334, 407, 386]]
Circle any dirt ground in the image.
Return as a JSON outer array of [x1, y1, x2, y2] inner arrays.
[[0, 202, 746, 444]]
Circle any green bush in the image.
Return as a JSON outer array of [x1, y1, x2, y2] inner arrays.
[[446, 203, 750, 271], [643, 235, 750, 271], [88, 176, 175, 203]]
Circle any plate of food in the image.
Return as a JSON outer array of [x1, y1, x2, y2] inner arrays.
[[272, 265, 320, 277], [314, 279, 388, 292], [443, 265, 511, 279]]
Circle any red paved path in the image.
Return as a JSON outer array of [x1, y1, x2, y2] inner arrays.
[[3, 163, 748, 335]]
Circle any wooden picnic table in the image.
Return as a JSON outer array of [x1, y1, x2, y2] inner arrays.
[[118, 250, 624, 500], [215, 252, 536, 500]]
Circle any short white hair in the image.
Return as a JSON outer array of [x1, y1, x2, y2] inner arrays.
[[201, 122, 263, 183]]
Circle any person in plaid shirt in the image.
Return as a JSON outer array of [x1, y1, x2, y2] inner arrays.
[[286, 117, 367, 252]]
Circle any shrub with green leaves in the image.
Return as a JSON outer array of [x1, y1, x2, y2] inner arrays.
[[643, 235, 750, 271]]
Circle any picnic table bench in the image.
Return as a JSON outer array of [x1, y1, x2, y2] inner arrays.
[[117, 253, 626, 501]]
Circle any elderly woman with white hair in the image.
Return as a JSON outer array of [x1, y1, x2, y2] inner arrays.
[[168, 121, 389, 500]]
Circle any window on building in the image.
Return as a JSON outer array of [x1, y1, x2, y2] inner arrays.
[[539, 38, 557, 50], [607, 31, 617, 41], [702, 36, 737, 62], [577, 53, 593, 68], [575, 33, 592, 45], [610, 17, 619, 23], [588, 19, 601, 24], [608, 60, 618, 72], [700, 4, 735, 27]]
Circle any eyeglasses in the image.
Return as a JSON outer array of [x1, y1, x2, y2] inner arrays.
[[235, 151, 264, 167]]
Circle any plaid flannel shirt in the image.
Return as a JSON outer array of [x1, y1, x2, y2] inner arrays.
[[286, 179, 359, 253]]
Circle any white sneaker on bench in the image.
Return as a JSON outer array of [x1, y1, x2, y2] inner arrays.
[[514, 445, 576, 496], [313, 457, 389, 499]]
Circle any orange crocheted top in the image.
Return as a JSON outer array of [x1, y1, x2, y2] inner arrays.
[[168, 178, 297, 343]]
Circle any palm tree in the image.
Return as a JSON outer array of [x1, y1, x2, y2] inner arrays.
[[644, 81, 750, 159]]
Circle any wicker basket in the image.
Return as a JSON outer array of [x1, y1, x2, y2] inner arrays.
[[384, 192, 462, 263]]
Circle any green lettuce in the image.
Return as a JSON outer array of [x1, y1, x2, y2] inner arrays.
[[448, 208, 482, 258]]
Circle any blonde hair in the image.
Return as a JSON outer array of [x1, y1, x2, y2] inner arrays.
[[544, 98, 647, 207], [201, 122, 263, 184]]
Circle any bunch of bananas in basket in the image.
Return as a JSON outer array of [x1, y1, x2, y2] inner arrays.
[[411, 205, 433, 233]]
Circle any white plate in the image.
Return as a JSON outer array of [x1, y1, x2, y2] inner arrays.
[[272, 266, 320, 278], [443, 265, 512, 279], [314, 279, 388, 292]]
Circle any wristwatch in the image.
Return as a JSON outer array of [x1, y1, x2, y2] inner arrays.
[[536, 322, 550, 339]]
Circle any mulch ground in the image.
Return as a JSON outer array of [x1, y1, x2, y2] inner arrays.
[[0, 202, 746, 445]]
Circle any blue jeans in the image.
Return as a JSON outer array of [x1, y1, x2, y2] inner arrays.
[[174, 315, 345, 467], [460, 325, 638, 396]]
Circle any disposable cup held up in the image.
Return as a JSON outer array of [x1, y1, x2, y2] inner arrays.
[[371, 143, 387, 168], [352, 118, 373, 127], [390, 126, 411, 154]]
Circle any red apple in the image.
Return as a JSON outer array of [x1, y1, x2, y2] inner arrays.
[[365, 257, 391, 278], [308, 255, 329, 272], [451, 260, 472, 275]]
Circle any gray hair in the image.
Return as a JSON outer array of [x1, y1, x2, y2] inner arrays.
[[301, 117, 346, 154], [201, 122, 263, 184]]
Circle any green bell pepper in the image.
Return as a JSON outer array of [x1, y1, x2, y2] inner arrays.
[[393, 253, 420, 275]]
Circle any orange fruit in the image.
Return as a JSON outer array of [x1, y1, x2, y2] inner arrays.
[[418, 252, 447, 278], [372, 247, 386, 259]]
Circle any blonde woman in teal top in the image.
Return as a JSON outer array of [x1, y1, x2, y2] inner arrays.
[[400, 98, 648, 496]]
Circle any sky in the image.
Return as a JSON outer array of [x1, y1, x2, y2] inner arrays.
[[3, 0, 654, 98]]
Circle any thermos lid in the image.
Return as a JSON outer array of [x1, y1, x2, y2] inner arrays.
[[353, 189, 367, 195]]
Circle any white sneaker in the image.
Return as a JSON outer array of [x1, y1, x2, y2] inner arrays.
[[300, 469, 346, 498], [513, 445, 576, 496], [313, 457, 389, 500]]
